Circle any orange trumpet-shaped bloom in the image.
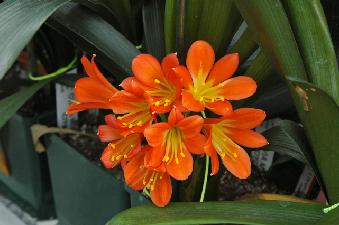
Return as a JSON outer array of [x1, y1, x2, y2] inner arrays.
[[204, 108, 268, 179], [131, 53, 182, 113], [109, 77, 155, 133], [124, 148, 172, 207], [67, 55, 118, 114], [144, 108, 206, 180], [174, 40, 257, 115], [98, 114, 142, 169]]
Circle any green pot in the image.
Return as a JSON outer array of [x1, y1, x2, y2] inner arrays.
[[46, 134, 130, 225], [0, 114, 54, 218]]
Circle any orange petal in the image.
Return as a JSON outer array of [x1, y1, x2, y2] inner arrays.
[[184, 133, 206, 154], [100, 145, 121, 169], [168, 107, 184, 126], [81, 56, 118, 93], [165, 148, 193, 180], [161, 53, 179, 78], [123, 152, 146, 190], [220, 76, 257, 100], [203, 117, 223, 125], [226, 128, 268, 148], [132, 54, 164, 87], [104, 114, 120, 128], [225, 108, 266, 129], [144, 123, 171, 147], [222, 144, 251, 179], [173, 66, 193, 89], [176, 115, 203, 139], [81, 56, 95, 78], [66, 102, 112, 114], [120, 77, 146, 97], [97, 125, 122, 142], [186, 41, 215, 83], [110, 91, 145, 114], [182, 90, 204, 112], [90, 55, 118, 93], [207, 53, 239, 85], [204, 132, 219, 175], [74, 78, 115, 102], [205, 100, 233, 116], [144, 146, 165, 168], [150, 173, 172, 207]]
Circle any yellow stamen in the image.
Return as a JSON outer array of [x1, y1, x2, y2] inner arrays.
[[175, 158, 179, 164], [154, 79, 161, 84]]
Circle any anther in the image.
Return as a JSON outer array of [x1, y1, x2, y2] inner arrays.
[[180, 152, 186, 157], [175, 158, 179, 164], [154, 79, 161, 84]]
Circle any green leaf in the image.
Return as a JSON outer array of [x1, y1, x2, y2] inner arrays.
[[84, 0, 139, 43], [0, 79, 50, 129], [261, 120, 308, 164], [261, 120, 323, 188], [185, 0, 204, 49], [229, 27, 258, 63], [283, 0, 339, 105], [235, 0, 339, 203], [316, 208, 339, 225], [287, 78, 339, 203], [143, 0, 166, 59], [235, 0, 308, 81], [164, 0, 177, 53], [0, 0, 69, 80], [244, 50, 274, 85], [107, 200, 324, 225], [47, 3, 139, 80], [197, 0, 242, 57]]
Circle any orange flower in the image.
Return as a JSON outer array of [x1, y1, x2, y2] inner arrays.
[[98, 114, 142, 168], [174, 40, 257, 115], [67, 55, 118, 114], [124, 148, 172, 207], [132, 53, 182, 113], [144, 108, 206, 180], [109, 77, 155, 133], [204, 108, 268, 179]]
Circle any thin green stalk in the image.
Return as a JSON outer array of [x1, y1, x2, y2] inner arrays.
[[199, 110, 209, 202], [28, 56, 77, 81], [143, 188, 150, 198], [200, 155, 210, 202]]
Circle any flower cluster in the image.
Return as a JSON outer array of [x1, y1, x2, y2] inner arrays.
[[67, 41, 268, 207]]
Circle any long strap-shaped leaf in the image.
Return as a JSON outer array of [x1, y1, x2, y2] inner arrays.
[[0, 79, 50, 129], [106, 201, 324, 225], [283, 0, 339, 105], [47, 3, 139, 79], [0, 0, 70, 80], [235, 0, 339, 203], [143, 0, 166, 60], [235, 0, 308, 82]]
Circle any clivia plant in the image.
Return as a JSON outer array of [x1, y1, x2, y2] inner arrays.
[[66, 40, 268, 207], [0, 0, 339, 225]]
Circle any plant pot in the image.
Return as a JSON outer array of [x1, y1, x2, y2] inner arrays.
[[0, 114, 54, 218], [46, 134, 130, 225]]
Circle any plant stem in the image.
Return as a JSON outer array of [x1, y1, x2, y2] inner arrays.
[[28, 56, 77, 81], [199, 155, 209, 202]]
